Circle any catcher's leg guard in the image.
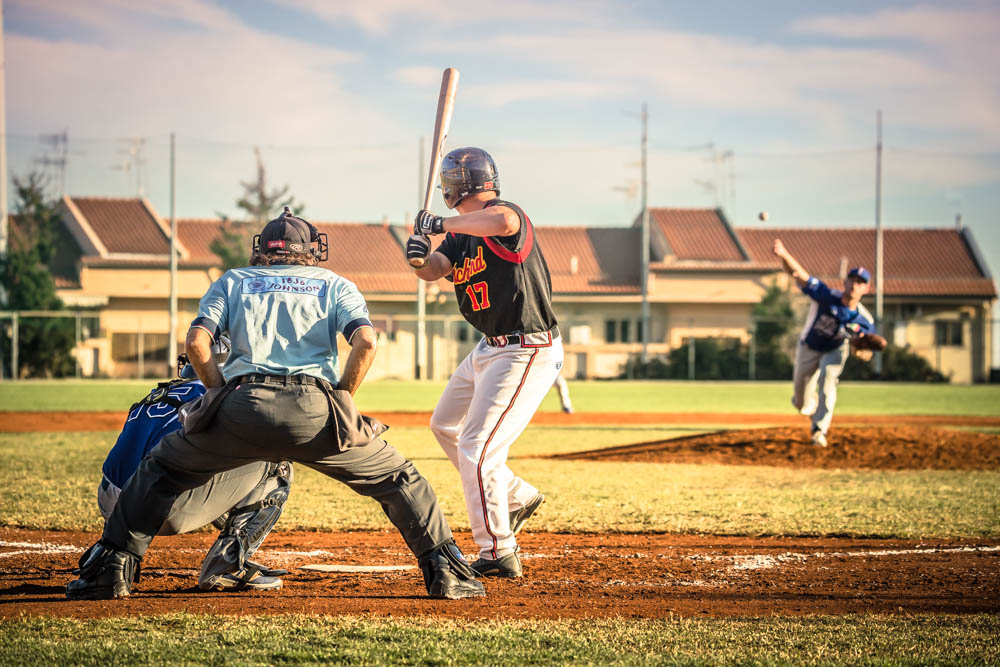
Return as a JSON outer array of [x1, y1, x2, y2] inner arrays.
[[418, 540, 486, 600], [66, 541, 141, 600], [198, 462, 292, 591]]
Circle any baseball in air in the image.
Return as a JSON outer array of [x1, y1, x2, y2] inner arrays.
[[758, 211, 768, 221]]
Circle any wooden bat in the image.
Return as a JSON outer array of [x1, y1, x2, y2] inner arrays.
[[410, 67, 459, 268]]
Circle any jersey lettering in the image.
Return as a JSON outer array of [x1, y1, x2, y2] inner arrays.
[[452, 246, 487, 285], [242, 276, 328, 298]]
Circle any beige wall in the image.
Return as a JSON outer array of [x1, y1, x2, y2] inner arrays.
[[58, 263, 994, 383]]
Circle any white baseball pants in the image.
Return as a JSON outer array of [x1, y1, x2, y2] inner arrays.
[[792, 340, 848, 435], [431, 334, 563, 560]]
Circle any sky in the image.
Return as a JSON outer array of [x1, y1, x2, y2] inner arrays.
[[5, 0, 1000, 286]]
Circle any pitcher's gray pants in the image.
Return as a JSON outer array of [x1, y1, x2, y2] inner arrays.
[[792, 341, 848, 436], [103, 379, 451, 560]]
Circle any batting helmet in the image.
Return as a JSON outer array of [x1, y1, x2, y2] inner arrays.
[[177, 334, 232, 379], [439, 147, 499, 209], [252, 207, 329, 262]]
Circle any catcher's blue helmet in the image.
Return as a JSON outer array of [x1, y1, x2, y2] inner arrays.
[[439, 147, 499, 209]]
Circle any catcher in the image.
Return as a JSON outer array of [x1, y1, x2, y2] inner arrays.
[[772, 239, 886, 446], [85, 338, 293, 591]]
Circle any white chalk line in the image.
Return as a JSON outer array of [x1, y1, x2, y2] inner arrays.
[[0, 540, 80, 558], [687, 545, 1000, 573]]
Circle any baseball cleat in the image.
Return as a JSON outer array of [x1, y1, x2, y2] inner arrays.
[[510, 493, 545, 536], [66, 547, 140, 600], [471, 549, 522, 578], [206, 569, 283, 591], [419, 541, 486, 599], [810, 429, 828, 447]]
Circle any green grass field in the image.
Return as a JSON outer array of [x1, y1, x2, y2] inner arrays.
[[2, 614, 997, 665], [2, 378, 1000, 414], [3, 428, 997, 538], [2, 380, 997, 664]]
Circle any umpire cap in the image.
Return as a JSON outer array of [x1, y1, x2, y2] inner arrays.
[[252, 207, 329, 261]]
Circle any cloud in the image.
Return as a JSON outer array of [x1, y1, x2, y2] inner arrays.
[[394, 66, 445, 87], [7, 0, 369, 143]]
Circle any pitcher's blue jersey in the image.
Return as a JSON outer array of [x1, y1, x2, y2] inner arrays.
[[101, 381, 206, 489], [800, 276, 876, 352]]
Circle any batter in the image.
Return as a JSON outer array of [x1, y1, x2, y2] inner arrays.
[[407, 147, 562, 578]]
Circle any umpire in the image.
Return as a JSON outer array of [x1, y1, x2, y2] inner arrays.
[[67, 207, 484, 601]]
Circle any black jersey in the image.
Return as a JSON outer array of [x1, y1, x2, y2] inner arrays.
[[436, 199, 558, 337]]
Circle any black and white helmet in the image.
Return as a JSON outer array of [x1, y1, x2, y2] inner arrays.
[[439, 147, 499, 209]]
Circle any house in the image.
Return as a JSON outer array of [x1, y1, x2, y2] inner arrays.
[[26, 197, 997, 383]]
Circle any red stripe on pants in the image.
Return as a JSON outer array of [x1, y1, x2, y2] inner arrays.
[[477, 349, 538, 559]]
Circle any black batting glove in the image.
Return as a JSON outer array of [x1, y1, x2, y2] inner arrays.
[[406, 234, 431, 264], [414, 209, 445, 236]]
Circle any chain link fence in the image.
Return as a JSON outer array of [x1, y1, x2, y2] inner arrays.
[[1, 311, 996, 383]]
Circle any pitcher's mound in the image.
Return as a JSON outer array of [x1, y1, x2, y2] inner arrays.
[[552, 426, 1000, 470]]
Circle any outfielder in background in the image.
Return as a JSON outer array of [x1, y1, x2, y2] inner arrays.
[[67, 207, 484, 601], [93, 339, 292, 591], [772, 238, 879, 447], [407, 147, 562, 578]]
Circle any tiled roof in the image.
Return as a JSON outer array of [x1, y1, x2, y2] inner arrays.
[[177, 219, 223, 263], [649, 208, 747, 261], [738, 228, 996, 298], [535, 226, 640, 293], [70, 197, 170, 255]]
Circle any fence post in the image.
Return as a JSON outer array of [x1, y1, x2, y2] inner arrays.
[[138, 329, 145, 380], [11, 312, 18, 381], [687, 338, 695, 381], [75, 312, 82, 378], [748, 322, 756, 381]]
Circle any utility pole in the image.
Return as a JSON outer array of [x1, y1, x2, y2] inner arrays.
[[168, 133, 178, 377], [640, 103, 650, 363], [0, 0, 7, 259], [415, 137, 427, 380], [874, 110, 884, 375]]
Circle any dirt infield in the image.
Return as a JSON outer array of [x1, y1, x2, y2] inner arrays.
[[553, 426, 1000, 470], [3, 410, 1000, 432], [2, 528, 998, 620]]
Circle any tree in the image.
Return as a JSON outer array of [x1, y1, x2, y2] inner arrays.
[[0, 173, 77, 377], [211, 147, 304, 270], [750, 282, 795, 379]]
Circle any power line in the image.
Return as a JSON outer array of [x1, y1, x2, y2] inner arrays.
[[885, 146, 1000, 158]]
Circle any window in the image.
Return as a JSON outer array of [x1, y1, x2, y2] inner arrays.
[[934, 320, 963, 346], [605, 319, 617, 343], [111, 333, 168, 362], [619, 319, 631, 343], [457, 322, 469, 342]]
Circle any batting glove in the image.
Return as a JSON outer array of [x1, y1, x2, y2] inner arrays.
[[406, 234, 431, 264], [414, 209, 445, 236]]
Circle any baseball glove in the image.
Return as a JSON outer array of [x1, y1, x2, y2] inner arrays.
[[850, 332, 887, 352]]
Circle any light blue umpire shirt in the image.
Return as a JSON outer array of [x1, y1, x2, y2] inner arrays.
[[190, 265, 372, 386]]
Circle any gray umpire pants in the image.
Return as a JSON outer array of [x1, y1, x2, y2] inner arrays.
[[103, 375, 452, 560], [792, 340, 848, 435], [98, 463, 282, 535]]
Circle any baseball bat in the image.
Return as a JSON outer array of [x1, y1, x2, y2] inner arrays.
[[410, 67, 459, 268]]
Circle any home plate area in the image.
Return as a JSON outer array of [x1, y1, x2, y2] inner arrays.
[[2, 529, 998, 620]]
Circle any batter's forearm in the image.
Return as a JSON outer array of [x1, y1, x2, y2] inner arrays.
[[339, 327, 377, 395], [414, 252, 453, 281], [443, 206, 518, 237], [185, 328, 225, 388]]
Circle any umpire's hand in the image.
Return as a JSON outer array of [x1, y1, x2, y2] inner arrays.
[[406, 234, 431, 266]]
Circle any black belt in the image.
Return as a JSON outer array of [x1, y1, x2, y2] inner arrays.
[[484, 325, 560, 348], [233, 373, 337, 391]]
